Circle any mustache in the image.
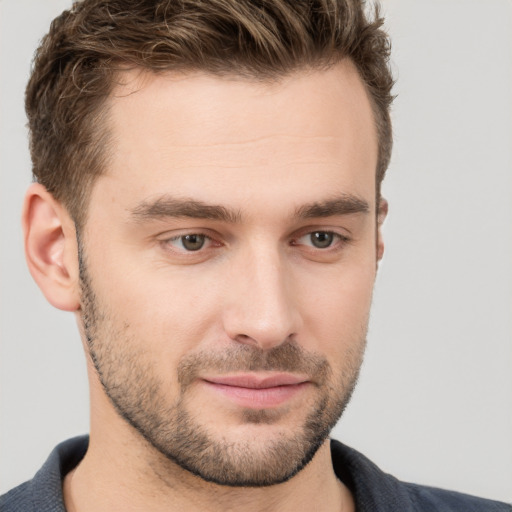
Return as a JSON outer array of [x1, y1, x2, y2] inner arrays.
[[177, 341, 330, 389]]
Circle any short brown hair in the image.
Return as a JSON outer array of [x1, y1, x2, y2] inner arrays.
[[26, 0, 394, 227]]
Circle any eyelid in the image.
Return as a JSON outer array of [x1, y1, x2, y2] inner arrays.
[[169, 233, 209, 249], [159, 230, 223, 254], [157, 226, 350, 257], [295, 230, 347, 245], [291, 225, 350, 241]]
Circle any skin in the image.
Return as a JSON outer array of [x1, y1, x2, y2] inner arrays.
[[23, 59, 386, 512]]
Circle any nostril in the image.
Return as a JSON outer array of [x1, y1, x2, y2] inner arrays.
[[234, 334, 252, 343], [231, 331, 295, 352], [232, 333, 262, 347]]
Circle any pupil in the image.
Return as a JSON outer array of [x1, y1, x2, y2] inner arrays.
[[182, 234, 205, 251], [312, 232, 333, 248]]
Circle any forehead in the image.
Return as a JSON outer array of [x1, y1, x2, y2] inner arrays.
[[96, 61, 377, 215]]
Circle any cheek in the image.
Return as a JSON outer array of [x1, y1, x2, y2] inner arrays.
[[93, 259, 226, 361], [296, 259, 376, 354]]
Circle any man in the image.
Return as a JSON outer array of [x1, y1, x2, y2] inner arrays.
[[1, 0, 510, 511]]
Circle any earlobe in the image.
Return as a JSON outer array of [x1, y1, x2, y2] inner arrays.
[[376, 198, 388, 262], [22, 183, 80, 311]]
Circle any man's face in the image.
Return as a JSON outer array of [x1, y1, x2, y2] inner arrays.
[[79, 61, 380, 486]]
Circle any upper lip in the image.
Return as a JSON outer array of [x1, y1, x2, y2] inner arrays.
[[203, 373, 309, 389]]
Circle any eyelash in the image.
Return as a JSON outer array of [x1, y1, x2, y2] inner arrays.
[[292, 231, 349, 249], [164, 233, 217, 252], [162, 230, 350, 255]]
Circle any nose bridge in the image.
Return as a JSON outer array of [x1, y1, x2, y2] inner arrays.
[[223, 240, 300, 350]]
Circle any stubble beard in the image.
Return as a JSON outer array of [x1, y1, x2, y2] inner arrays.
[[78, 242, 367, 487]]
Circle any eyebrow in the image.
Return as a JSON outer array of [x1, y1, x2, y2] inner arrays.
[[130, 196, 242, 223], [295, 194, 370, 219], [129, 193, 369, 224]]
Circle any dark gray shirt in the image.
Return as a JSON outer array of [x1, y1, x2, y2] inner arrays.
[[1, 436, 510, 511]]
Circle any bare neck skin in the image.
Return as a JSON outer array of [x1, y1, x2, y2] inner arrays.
[[63, 379, 354, 512]]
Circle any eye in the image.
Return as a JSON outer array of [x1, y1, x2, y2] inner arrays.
[[309, 231, 335, 248], [295, 231, 345, 249], [167, 234, 209, 251]]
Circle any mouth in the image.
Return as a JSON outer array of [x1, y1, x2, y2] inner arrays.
[[201, 373, 311, 409]]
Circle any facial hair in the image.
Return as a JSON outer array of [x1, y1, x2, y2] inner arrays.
[[78, 238, 367, 487]]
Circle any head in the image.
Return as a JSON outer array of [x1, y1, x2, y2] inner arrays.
[[23, 0, 394, 488]]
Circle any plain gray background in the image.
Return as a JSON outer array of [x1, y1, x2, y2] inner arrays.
[[1, 0, 511, 502]]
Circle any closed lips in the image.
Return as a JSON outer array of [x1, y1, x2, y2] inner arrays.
[[202, 373, 309, 388]]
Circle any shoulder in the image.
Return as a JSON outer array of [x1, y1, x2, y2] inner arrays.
[[0, 436, 89, 512], [330, 439, 511, 512], [404, 482, 511, 512], [0, 481, 34, 512]]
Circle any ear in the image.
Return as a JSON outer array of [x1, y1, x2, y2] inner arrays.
[[22, 183, 80, 311], [376, 197, 388, 262]]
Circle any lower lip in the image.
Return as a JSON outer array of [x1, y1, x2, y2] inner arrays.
[[202, 381, 310, 409]]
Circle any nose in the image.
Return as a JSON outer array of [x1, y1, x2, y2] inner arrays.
[[222, 245, 302, 351]]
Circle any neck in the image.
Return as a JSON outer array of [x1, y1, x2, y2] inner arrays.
[[63, 429, 353, 512]]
